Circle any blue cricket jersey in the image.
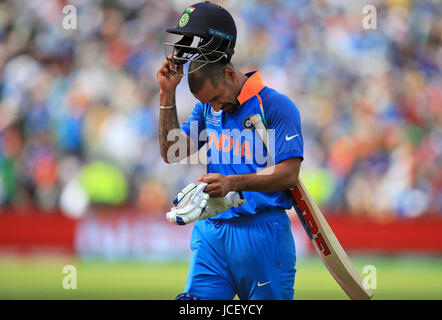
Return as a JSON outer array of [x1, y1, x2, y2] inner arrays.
[[180, 71, 303, 220]]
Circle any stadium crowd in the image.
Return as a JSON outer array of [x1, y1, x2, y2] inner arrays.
[[0, 0, 440, 219]]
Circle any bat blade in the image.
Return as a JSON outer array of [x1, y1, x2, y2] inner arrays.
[[290, 181, 373, 300], [250, 113, 373, 300]]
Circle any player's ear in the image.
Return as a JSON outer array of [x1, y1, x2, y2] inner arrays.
[[223, 65, 236, 83]]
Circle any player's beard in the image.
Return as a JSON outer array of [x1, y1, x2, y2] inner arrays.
[[221, 82, 240, 113], [221, 102, 238, 113]]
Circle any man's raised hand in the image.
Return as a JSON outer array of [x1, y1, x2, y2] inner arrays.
[[157, 58, 183, 94]]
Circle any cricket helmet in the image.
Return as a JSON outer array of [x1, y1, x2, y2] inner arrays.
[[164, 1, 237, 74]]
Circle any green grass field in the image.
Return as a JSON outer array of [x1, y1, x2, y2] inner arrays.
[[0, 255, 441, 300]]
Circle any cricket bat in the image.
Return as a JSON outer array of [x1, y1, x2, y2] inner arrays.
[[250, 114, 373, 300]]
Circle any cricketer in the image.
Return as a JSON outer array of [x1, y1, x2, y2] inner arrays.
[[156, 1, 303, 300]]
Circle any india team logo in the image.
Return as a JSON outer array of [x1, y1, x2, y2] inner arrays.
[[179, 13, 189, 27], [242, 116, 253, 129]]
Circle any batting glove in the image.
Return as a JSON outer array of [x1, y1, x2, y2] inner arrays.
[[166, 183, 247, 225], [166, 183, 208, 225], [200, 191, 247, 220]]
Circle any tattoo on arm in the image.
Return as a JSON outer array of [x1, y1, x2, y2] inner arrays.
[[158, 107, 192, 163]]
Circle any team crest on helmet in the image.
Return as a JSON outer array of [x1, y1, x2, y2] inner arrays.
[[179, 13, 190, 27], [242, 116, 253, 129]]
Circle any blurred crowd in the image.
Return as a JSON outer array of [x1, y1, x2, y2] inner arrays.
[[0, 0, 440, 219]]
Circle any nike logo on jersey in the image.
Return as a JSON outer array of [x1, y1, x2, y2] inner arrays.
[[257, 281, 271, 287], [285, 134, 300, 141]]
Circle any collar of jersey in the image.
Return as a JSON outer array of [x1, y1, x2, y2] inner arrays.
[[237, 71, 265, 105]]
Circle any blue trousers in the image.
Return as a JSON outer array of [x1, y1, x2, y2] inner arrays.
[[184, 211, 296, 300]]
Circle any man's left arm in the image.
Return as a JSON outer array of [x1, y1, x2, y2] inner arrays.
[[199, 158, 302, 197]]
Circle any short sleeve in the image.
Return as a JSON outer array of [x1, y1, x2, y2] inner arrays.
[[180, 102, 207, 150], [262, 92, 303, 164]]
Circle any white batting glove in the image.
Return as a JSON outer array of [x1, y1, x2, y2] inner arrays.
[[166, 183, 247, 225], [199, 191, 247, 220], [171, 183, 199, 208], [166, 183, 208, 225]]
